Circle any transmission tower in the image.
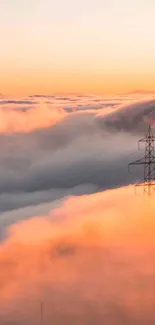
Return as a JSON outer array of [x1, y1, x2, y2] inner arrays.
[[129, 125, 155, 196]]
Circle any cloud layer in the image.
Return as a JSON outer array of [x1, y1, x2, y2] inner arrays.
[[0, 93, 155, 215], [0, 100, 66, 132], [0, 186, 155, 324], [0, 93, 155, 323]]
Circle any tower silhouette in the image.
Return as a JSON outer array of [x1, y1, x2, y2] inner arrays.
[[129, 125, 155, 196]]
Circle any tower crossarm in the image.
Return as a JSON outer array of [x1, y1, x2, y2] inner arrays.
[[128, 158, 148, 171]]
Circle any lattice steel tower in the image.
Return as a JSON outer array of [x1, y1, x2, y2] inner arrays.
[[129, 125, 155, 196]]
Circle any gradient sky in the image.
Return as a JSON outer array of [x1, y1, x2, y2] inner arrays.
[[1, 0, 155, 95]]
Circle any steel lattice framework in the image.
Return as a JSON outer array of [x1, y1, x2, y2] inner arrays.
[[129, 125, 155, 196]]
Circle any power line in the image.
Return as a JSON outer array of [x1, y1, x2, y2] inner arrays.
[[129, 125, 155, 196]]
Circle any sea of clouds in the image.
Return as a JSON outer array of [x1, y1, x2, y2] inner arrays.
[[0, 91, 155, 324]]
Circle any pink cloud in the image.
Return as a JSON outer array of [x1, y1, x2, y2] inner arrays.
[[0, 186, 155, 324]]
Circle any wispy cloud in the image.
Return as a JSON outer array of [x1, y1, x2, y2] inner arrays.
[[0, 102, 66, 133]]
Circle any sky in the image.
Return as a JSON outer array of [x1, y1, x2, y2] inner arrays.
[[1, 0, 155, 95], [1, 1, 155, 323]]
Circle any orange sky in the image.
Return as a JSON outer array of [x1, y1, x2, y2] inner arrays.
[[1, 0, 155, 95], [1, 71, 155, 97]]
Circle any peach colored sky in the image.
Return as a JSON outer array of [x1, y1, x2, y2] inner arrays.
[[1, 0, 155, 95]]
